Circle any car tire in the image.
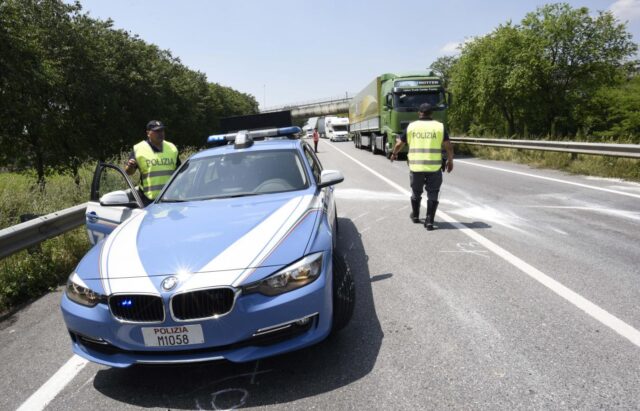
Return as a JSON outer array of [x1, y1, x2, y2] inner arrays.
[[331, 251, 355, 333]]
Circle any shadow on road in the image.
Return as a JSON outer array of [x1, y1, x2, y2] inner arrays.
[[432, 221, 492, 230], [93, 217, 383, 409]]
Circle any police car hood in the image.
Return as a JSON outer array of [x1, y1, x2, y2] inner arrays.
[[96, 192, 322, 292]]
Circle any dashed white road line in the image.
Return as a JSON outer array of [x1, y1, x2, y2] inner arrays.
[[327, 142, 640, 348], [17, 355, 88, 411], [456, 160, 640, 200]]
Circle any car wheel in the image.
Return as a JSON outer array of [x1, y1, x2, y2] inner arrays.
[[331, 251, 355, 333]]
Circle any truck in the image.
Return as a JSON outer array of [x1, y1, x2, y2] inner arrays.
[[326, 117, 350, 142], [316, 116, 327, 138], [303, 117, 318, 138], [349, 71, 450, 158]]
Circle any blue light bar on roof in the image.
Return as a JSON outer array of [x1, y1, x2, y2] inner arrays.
[[207, 126, 301, 145]]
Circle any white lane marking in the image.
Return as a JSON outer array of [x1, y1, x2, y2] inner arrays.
[[327, 143, 640, 348], [456, 160, 640, 200], [525, 205, 640, 222], [334, 188, 406, 201], [17, 355, 88, 411]]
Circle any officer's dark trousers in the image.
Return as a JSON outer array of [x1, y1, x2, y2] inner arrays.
[[410, 170, 443, 202]]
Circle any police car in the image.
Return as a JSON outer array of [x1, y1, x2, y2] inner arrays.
[[60, 126, 354, 368]]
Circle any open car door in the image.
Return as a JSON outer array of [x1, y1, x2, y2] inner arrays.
[[86, 163, 146, 245]]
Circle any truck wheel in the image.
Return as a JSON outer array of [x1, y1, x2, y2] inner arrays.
[[384, 136, 391, 159], [331, 251, 355, 333]]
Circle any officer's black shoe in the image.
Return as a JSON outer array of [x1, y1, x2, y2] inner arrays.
[[425, 200, 439, 231], [410, 199, 420, 223]]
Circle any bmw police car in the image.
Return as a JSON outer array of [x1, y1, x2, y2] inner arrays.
[[60, 126, 354, 368]]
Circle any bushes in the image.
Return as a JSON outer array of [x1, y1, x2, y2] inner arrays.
[[0, 229, 89, 312]]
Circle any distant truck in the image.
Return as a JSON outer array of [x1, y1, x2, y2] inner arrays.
[[349, 71, 450, 158], [326, 117, 350, 142], [316, 116, 327, 138], [303, 117, 318, 138]]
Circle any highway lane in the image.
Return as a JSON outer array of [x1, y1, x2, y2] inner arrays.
[[2, 139, 639, 410]]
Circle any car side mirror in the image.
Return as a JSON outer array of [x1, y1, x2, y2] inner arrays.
[[317, 170, 344, 188], [100, 190, 139, 208]]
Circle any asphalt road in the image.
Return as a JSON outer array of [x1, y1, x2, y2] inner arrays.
[[2, 138, 639, 410]]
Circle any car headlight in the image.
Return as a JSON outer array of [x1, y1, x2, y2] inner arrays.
[[66, 272, 107, 307], [243, 252, 323, 296]]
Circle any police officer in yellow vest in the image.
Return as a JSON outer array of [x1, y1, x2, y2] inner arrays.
[[125, 120, 180, 204], [390, 103, 454, 230]]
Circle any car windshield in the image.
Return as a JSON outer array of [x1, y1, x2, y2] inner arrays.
[[394, 91, 444, 111], [160, 149, 309, 202]]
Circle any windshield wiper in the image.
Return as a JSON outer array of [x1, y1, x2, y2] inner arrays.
[[205, 192, 258, 200], [159, 198, 187, 203]]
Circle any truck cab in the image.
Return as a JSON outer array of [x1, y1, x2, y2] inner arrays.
[[350, 71, 450, 158]]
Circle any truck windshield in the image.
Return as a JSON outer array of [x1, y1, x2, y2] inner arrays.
[[333, 125, 348, 132], [394, 91, 444, 112]]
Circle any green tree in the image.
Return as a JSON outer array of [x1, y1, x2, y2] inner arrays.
[[521, 3, 638, 137], [585, 75, 640, 142], [0, 0, 259, 185], [447, 3, 638, 138], [430, 55, 458, 90]]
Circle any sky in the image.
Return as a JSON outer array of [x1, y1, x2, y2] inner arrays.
[[70, 0, 640, 110]]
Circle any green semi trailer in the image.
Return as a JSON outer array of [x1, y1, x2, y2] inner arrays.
[[349, 71, 450, 158]]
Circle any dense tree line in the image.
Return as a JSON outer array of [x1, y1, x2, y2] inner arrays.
[[0, 0, 258, 184], [432, 3, 639, 142]]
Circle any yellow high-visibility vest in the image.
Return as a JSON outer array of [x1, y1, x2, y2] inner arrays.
[[406, 120, 444, 172], [134, 140, 178, 199]]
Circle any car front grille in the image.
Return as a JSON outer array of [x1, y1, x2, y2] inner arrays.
[[171, 288, 236, 321], [109, 294, 164, 323]]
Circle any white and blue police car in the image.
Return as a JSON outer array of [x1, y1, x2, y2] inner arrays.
[[60, 126, 354, 367]]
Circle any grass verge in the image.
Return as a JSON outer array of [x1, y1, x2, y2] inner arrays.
[[455, 144, 640, 182]]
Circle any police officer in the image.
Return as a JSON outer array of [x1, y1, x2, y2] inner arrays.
[[125, 120, 180, 204], [390, 103, 454, 231]]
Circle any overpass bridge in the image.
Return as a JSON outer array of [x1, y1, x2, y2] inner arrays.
[[260, 94, 353, 119]]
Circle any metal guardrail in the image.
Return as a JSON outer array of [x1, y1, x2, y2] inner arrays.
[[0, 203, 87, 259], [450, 137, 640, 159]]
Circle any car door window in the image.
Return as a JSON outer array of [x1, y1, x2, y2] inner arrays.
[[304, 146, 322, 183]]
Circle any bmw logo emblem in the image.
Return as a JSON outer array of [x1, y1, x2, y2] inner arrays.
[[162, 276, 178, 291]]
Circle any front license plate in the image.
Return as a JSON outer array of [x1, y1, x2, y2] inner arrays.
[[141, 324, 204, 347]]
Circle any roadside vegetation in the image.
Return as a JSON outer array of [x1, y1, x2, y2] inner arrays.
[[455, 145, 640, 182], [432, 3, 639, 143], [0, 150, 195, 313], [429, 3, 639, 182]]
